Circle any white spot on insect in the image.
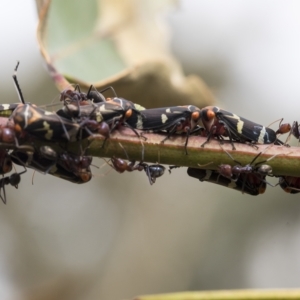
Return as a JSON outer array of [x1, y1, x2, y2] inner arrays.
[[203, 170, 212, 180], [134, 104, 145, 111], [43, 121, 53, 140], [95, 110, 103, 123], [258, 126, 266, 143], [44, 111, 54, 116], [166, 108, 171, 113], [161, 114, 168, 123], [1, 104, 11, 110], [136, 115, 144, 129], [233, 113, 244, 134]]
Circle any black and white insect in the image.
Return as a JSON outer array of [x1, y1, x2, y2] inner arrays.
[[57, 93, 144, 142], [187, 168, 264, 196], [126, 105, 202, 154], [11, 146, 93, 184], [200, 106, 283, 149]]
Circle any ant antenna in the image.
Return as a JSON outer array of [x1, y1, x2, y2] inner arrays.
[[12, 61, 25, 104], [32, 170, 36, 185]]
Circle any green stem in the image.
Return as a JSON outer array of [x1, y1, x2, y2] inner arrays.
[[65, 128, 300, 177], [133, 289, 300, 300]]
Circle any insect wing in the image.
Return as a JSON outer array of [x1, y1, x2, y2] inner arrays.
[[132, 107, 194, 131], [187, 168, 261, 196], [13, 104, 80, 142], [94, 102, 125, 124], [216, 109, 277, 144]]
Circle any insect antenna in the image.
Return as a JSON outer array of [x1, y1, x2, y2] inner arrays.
[[12, 61, 25, 104]]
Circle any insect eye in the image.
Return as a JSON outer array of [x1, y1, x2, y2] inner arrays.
[[191, 111, 200, 121], [125, 109, 132, 119], [206, 109, 215, 120]]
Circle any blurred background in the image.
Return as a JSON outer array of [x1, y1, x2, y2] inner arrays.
[[1, 1, 300, 299]]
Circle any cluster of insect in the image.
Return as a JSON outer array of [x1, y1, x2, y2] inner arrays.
[[0, 63, 299, 203]]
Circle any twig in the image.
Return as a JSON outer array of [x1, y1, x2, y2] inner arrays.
[[62, 128, 300, 177]]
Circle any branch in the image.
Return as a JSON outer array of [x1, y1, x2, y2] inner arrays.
[[133, 289, 300, 300], [65, 128, 300, 177]]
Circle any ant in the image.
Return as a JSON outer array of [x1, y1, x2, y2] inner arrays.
[[109, 143, 165, 185], [0, 168, 27, 204], [217, 147, 278, 194]]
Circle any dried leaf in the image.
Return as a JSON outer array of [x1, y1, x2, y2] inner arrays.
[[37, 0, 214, 108]]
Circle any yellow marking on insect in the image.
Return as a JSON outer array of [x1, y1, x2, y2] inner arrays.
[[161, 114, 168, 124], [43, 122, 53, 140], [44, 111, 55, 116], [1, 104, 11, 110], [134, 104, 145, 111], [258, 126, 266, 143], [226, 113, 244, 134], [95, 111, 103, 123], [136, 115, 144, 129], [203, 170, 212, 180], [34, 121, 53, 140], [99, 105, 106, 111], [0, 107, 14, 117]]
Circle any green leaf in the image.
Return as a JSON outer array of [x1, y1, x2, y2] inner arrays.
[[36, 0, 215, 108]]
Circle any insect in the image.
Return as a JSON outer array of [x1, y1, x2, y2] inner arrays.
[[58, 83, 145, 142], [0, 168, 27, 204], [12, 103, 85, 142], [278, 176, 300, 194], [145, 164, 165, 185], [0, 103, 21, 118], [11, 95, 106, 146], [0, 62, 29, 118], [104, 97, 145, 134], [57, 99, 144, 148], [275, 121, 292, 136], [217, 149, 277, 194], [111, 157, 165, 185], [187, 168, 264, 196], [60, 84, 116, 106], [9, 63, 88, 143], [11, 146, 93, 184], [0, 150, 13, 175], [126, 105, 202, 154], [200, 106, 282, 149], [109, 142, 165, 185], [280, 121, 300, 144], [40, 146, 93, 183], [290, 121, 300, 141]]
